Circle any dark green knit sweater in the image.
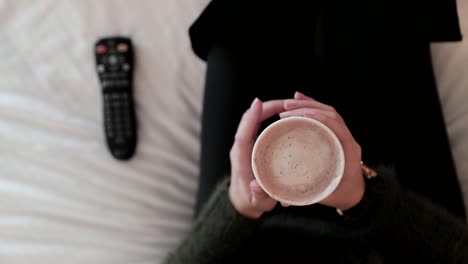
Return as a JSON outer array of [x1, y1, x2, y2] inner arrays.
[[164, 167, 468, 263]]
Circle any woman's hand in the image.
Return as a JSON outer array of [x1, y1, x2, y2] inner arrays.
[[280, 92, 365, 211], [229, 98, 286, 219]]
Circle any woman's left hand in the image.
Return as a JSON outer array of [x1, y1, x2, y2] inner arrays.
[[279, 92, 365, 211], [229, 98, 287, 219]]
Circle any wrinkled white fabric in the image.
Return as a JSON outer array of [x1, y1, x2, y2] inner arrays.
[[0, 0, 466, 263], [0, 1, 207, 263], [432, 0, 468, 214]]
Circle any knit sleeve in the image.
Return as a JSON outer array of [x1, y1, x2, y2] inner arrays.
[[163, 177, 259, 264], [356, 167, 468, 263]]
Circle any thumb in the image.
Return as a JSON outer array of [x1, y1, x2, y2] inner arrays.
[[249, 180, 276, 212]]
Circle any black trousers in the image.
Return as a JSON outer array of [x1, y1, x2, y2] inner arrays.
[[193, 5, 466, 220]]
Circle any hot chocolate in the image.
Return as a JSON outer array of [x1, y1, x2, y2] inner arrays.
[[252, 117, 345, 205]]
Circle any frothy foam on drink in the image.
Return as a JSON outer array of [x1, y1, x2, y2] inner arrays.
[[252, 118, 344, 204]]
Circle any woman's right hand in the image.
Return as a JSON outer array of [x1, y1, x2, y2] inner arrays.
[[228, 98, 286, 219], [280, 92, 365, 211]]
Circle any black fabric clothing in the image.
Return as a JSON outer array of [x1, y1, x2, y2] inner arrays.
[[190, 0, 466, 219], [189, 1, 462, 61], [164, 168, 468, 264]]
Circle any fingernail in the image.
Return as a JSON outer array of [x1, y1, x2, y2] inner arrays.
[[250, 98, 259, 109], [295, 91, 304, 98], [305, 111, 317, 117], [284, 100, 297, 108]]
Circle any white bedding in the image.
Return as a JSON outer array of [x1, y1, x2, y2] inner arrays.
[[0, 0, 466, 263], [432, 0, 468, 208], [0, 1, 207, 263]]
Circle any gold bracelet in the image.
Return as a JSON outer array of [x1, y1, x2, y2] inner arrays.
[[360, 161, 378, 180], [336, 162, 378, 216]]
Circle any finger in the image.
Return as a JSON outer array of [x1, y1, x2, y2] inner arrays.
[[280, 108, 340, 120], [284, 99, 335, 112], [261, 100, 286, 121], [249, 180, 276, 211], [235, 99, 286, 148], [294, 91, 315, 101], [231, 99, 288, 176], [281, 202, 290, 207], [234, 98, 263, 148], [249, 179, 269, 199]]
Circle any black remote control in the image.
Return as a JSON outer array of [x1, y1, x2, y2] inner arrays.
[[95, 37, 137, 160]]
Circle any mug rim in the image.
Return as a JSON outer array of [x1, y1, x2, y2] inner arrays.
[[251, 116, 345, 206]]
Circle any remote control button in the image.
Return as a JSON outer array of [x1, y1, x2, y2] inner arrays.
[[116, 80, 127, 86], [96, 44, 107, 54], [110, 80, 119, 87], [103, 72, 118, 79], [113, 149, 128, 157], [97, 64, 106, 73], [115, 137, 125, 144], [108, 55, 118, 65], [118, 55, 126, 63], [117, 43, 129, 53], [122, 63, 131, 72]]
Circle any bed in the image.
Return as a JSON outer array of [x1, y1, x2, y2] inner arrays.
[[0, 1, 466, 263]]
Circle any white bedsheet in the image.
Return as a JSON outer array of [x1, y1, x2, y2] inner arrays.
[[432, 0, 468, 212], [0, 1, 207, 263], [0, 0, 466, 263]]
